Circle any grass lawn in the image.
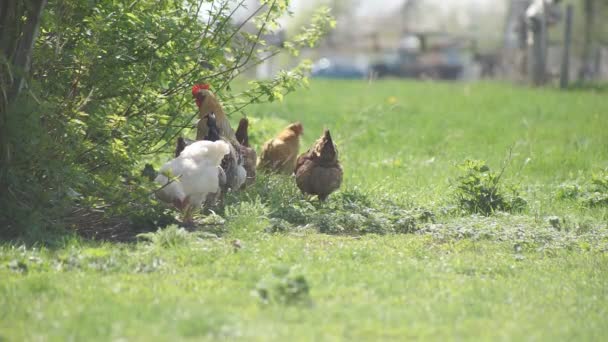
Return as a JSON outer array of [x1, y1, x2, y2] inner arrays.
[[1, 80, 607, 341]]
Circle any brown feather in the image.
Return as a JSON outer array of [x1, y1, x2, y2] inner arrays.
[[235, 118, 250, 147], [194, 89, 237, 145], [294, 129, 342, 201], [175, 137, 187, 157], [257, 122, 303, 175]]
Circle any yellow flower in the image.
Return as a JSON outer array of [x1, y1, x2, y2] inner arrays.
[[387, 96, 398, 105]]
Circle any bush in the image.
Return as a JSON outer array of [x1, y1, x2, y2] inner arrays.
[[0, 0, 335, 239], [453, 159, 527, 216]]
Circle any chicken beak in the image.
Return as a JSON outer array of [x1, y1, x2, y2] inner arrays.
[[194, 92, 206, 107]]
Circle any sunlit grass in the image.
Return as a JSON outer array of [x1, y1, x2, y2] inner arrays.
[[1, 80, 607, 340]]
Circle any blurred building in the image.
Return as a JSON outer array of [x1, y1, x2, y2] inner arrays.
[[239, 0, 608, 82]]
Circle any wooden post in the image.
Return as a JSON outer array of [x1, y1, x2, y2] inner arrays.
[[579, 0, 595, 81], [560, 5, 573, 89], [593, 47, 602, 80], [529, 0, 548, 86], [540, 1, 548, 85], [518, 16, 528, 80], [531, 18, 546, 85]]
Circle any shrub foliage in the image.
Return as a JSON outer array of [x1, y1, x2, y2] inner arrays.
[[0, 0, 334, 238]]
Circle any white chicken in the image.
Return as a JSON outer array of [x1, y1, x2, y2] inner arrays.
[[154, 140, 230, 223]]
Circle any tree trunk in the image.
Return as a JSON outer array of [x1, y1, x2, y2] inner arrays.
[[0, 0, 47, 184], [1, 0, 47, 102]]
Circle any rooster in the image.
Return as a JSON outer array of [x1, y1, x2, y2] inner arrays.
[[202, 112, 221, 141], [235, 117, 257, 186], [192, 84, 237, 145], [257, 122, 303, 175], [294, 129, 342, 201], [192, 83, 255, 189], [155, 140, 230, 224]]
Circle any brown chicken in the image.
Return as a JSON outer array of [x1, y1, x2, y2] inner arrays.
[[294, 129, 343, 201], [192, 84, 238, 145], [235, 117, 250, 147], [257, 122, 303, 175], [235, 118, 257, 187]]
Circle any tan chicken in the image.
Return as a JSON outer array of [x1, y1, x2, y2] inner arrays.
[[235, 118, 256, 186], [257, 122, 303, 175], [294, 129, 343, 201], [192, 84, 237, 145]]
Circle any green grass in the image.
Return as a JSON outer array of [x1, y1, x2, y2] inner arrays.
[[2, 80, 608, 340]]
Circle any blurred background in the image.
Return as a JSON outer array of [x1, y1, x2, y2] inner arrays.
[[237, 0, 607, 86]]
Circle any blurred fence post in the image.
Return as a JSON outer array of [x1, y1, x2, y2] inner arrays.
[[578, 0, 595, 81], [531, 18, 546, 85], [519, 16, 528, 80], [560, 5, 573, 89], [530, 1, 548, 86], [593, 48, 601, 80]]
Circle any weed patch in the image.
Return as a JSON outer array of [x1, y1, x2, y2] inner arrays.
[[453, 159, 526, 215], [228, 175, 434, 235], [254, 265, 311, 306], [556, 169, 608, 208]]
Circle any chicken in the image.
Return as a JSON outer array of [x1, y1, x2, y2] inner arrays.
[[154, 140, 230, 223], [203, 113, 221, 141], [235, 117, 250, 147], [192, 84, 237, 145], [257, 122, 303, 175], [235, 118, 257, 187], [175, 137, 196, 158], [174, 135, 227, 208], [191, 83, 250, 190], [220, 143, 247, 192], [294, 129, 343, 201], [175, 135, 228, 207], [141, 163, 157, 181], [202, 113, 246, 192]]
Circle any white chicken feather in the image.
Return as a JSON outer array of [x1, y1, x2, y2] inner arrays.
[[155, 140, 230, 222]]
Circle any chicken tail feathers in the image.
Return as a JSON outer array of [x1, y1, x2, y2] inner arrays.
[[235, 118, 250, 147]]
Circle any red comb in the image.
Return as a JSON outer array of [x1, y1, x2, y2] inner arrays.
[[191, 83, 210, 96]]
